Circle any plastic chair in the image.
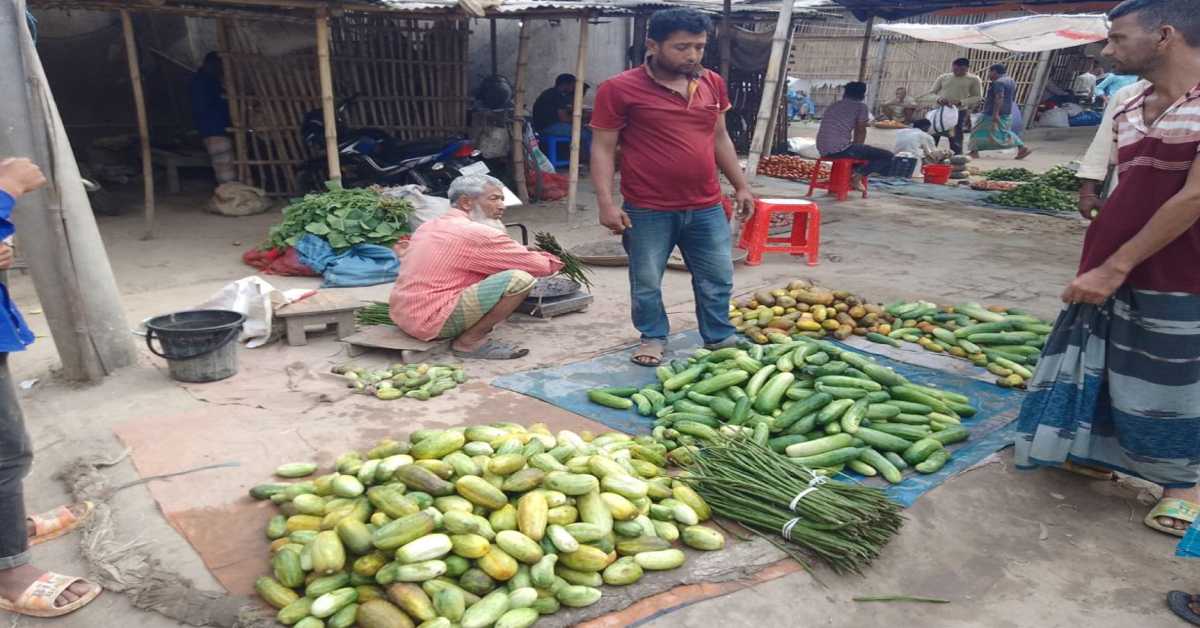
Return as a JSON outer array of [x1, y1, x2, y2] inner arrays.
[[542, 135, 572, 169], [806, 158, 869, 202], [737, 198, 820, 267]]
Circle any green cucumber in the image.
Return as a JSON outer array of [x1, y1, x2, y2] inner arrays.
[[839, 398, 870, 434], [734, 354, 764, 374], [888, 386, 950, 413], [784, 433, 853, 458], [890, 412, 933, 425], [944, 400, 977, 417], [745, 365, 778, 398], [673, 400, 716, 417], [754, 372, 796, 414], [931, 426, 969, 446], [870, 423, 932, 441], [953, 321, 1011, 338], [631, 393, 652, 416], [773, 392, 833, 432], [967, 331, 1040, 345], [984, 349, 1029, 365], [814, 383, 870, 400], [816, 398, 855, 425], [659, 413, 721, 427], [806, 351, 830, 366], [992, 356, 1033, 379], [674, 421, 721, 442], [690, 370, 749, 395], [866, 332, 901, 347], [889, 400, 934, 415], [768, 434, 808, 454], [598, 386, 639, 397], [955, 304, 1006, 323], [866, 404, 901, 420], [902, 438, 944, 466], [811, 362, 849, 377], [730, 396, 751, 425], [704, 347, 741, 363], [783, 412, 818, 436], [664, 365, 706, 391], [846, 459, 877, 477], [852, 427, 915, 453], [588, 390, 634, 410], [915, 450, 950, 474], [930, 327, 958, 344], [707, 397, 737, 420], [655, 366, 674, 383], [785, 387, 816, 401], [790, 447, 864, 468], [857, 448, 903, 484], [860, 363, 907, 387], [816, 375, 882, 391], [884, 451, 909, 470]]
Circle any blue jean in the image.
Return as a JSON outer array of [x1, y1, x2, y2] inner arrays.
[[0, 353, 31, 570], [621, 204, 735, 345]]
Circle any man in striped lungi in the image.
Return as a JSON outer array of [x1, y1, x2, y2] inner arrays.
[[1013, 0, 1200, 541]]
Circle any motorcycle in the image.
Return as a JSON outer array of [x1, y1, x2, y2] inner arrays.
[[296, 95, 488, 195]]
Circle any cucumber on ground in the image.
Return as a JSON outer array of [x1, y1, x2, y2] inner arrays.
[[769, 434, 808, 454], [853, 427, 915, 453], [931, 426, 969, 446], [902, 438, 945, 466], [773, 392, 832, 432], [916, 450, 951, 474], [588, 390, 633, 410], [846, 459, 877, 477], [884, 451, 909, 470], [784, 433, 854, 458], [858, 448, 903, 484], [791, 447, 864, 468]]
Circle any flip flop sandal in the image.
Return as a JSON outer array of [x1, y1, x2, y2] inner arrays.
[[1144, 497, 1200, 537], [1169, 591, 1200, 626], [0, 571, 102, 618], [704, 337, 740, 351], [451, 339, 529, 360], [1060, 461, 1116, 481], [29, 501, 94, 547], [630, 340, 666, 367]]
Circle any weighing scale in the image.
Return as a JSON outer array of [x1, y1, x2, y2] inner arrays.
[[517, 276, 592, 319]]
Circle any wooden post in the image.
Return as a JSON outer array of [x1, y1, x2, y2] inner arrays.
[[762, 24, 794, 160], [742, 0, 793, 184], [565, 14, 589, 217], [868, 34, 890, 111], [857, 16, 874, 82], [120, 10, 155, 240], [489, 18, 498, 77], [719, 0, 732, 79], [1024, 50, 1053, 129], [511, 19, 531, 203], [316, 10, 341, 183]]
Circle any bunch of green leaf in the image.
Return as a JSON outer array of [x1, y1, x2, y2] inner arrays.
[[1035, 165, 1081, 192], [984, 167, 1038, 182], [266, 184, 413, 250]]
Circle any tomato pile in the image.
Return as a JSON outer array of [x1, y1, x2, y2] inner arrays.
[[757, 156, 830, 182]]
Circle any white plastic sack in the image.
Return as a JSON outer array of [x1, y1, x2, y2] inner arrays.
[[788, 138, 822, 159], [379, 184, 453, 231], [191, 277, 302, 348], [1041, 108, 1071, 128], [208, 182, 271, 217], [926, 106, 960, 135]]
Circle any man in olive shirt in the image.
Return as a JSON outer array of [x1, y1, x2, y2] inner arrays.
[[921, 58, 983, 155]]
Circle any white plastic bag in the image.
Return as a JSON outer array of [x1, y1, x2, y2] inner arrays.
[[926, 106, 959, 135], [788, 138, 821, 159], [1041, 108, 1071, 128], [379, 184, 453, 231], [191, 277, 296, 348]]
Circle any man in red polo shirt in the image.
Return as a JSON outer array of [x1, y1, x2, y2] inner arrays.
[[591, 7, 754, 366]]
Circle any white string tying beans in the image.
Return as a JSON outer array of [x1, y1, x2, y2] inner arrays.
[[788, 475, 828, 511], [781, 517, 802, 540]]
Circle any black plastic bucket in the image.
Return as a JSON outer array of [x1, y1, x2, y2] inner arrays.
[[145, 309, 245, 383]]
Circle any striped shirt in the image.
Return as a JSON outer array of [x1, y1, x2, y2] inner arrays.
[[1077, 82, 1200, 293], [388, 210, 562, 340]]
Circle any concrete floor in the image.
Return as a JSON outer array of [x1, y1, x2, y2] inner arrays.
[[7, 128, 1194, 627]]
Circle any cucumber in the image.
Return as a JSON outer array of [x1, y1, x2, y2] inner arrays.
[[992, 356, 1033, 379], [664, 365, 706, 391], [598, 386, 639, 397], [631, 393, 652, 416], [784, 433, 854, 458], [852, 427, 915, 453], [674, 421, 721, 442], [968, 331, 1040, 345], [811, 362, 849, 377], [884, 451, 909, 470], [745, 365, 777, 398], [785, 386, 815, 401], [707, 397, 737, 420], [944, 400, 977, 417], [984, 349, 1029, 365], [816, 398, 856, 425], [816, 375, 882, 392], [902, 438, 944, 466], [858, 448, 903, 484], [730, 397, 751, 425], [930, 327, 958, 345], [754, 372, 796, 414], [791, 447, 864, 468], [768, 434, 809, 454], [860, 363, 907, 387], [752, 422, 770, 447], [846, 459, 877, 477], [953, 321, 1011, 338], [776, 353, 795, 373], [915, 450, 950, 474], [888, 386, 950, 413], [690, 370, 749, 395], [783, 412, 818, 437], [773, 392, 832, 432], [931, 426, 969, 446], [891, 412, 933, 425], [870, 423, 932, 441], [674, 400, 716, 417], [806, 351, 830, 366], [866, 404, 901, 420], [686, 390, 718, 405], [956, 338, 982, 354], [588, 390, 634, 410], [824, 421, 842, 435], [839, 398, 870, 434], [890, 400, 934, 414], [814, 383, 870, 400], [734, 354, 764, 373], [704, 347, 741, 363], [955, 304, 1006, 323], [866, 332, 901, 347], [660, 413, 721, 427]]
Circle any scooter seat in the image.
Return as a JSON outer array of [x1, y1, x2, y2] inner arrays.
[[384, 140, 450, 161]]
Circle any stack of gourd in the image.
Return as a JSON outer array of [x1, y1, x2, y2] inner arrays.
[[251, 425, 723, 628], [949, 155, 970, 181]]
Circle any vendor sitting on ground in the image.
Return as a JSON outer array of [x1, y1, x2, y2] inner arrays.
[[388, 174, 562, 360], [877, 87, 917, 122]]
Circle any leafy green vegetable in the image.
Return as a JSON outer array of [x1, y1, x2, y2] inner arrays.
[[987, 181, 1075, 213], [1035, 164, 1081, 192], [984, 167, 1037, 182], [265, 183, 413, 251]]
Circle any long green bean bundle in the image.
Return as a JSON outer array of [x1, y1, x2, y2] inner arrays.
[[680, 436, 904, 575], [356, 302, 394, 327], [533, 231, 593, 291]]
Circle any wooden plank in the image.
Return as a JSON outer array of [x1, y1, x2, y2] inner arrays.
[[120, 10, 155, 240]]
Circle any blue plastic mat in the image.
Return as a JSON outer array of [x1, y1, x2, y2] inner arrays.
[[870, 178, 1071, 219], [491, 330, 1024, 507]]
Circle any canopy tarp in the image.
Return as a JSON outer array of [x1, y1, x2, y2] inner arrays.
[[876, 13, 1108, 52], [828, 0, 1115, 21]]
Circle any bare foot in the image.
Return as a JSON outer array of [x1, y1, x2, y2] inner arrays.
[[1016, 147, 1033, 160], [1158, 486, 1200, 531], [850, 174, 866, 193], [0, 564, 98, 607], [26, 503, 91, 539]]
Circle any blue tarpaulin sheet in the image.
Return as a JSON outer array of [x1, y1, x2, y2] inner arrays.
[[491, 330, 1024, 507]]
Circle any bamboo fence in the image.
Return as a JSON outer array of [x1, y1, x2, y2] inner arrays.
[[219, 13, 468, 195]]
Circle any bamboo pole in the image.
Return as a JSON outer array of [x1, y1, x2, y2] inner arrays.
[[868, 35, 890, 111], [120, 11, 155, 239], [216, 20, 248, 183], [511, 19, 531, 203], [742, 0, 792, 184], [565, 14, 589, 218], [762, 24, 794, 160], [857, 17, 874, 82], [1024, 50, 1053, 129], [316, 9, 341, 183], [719, 0, 731, 79]]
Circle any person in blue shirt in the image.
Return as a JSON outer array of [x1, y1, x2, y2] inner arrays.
[[1095, 72, 1139, 105], [0, 158, 102, 618], [190, 52, 236, 184]]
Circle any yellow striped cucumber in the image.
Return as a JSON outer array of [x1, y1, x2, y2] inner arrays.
[[461, 590, 511, 628], [633, 548, 686, 570]]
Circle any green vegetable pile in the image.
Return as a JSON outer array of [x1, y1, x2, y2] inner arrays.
[[334, 363, 467, 401], [1036, 164, 1081, 192], [987, 181, 1075, 213], [983, 167, 1038, 182], [268, 184, 413, 250], [357, 303, 395, 327], [867, 301, 1049, 388]]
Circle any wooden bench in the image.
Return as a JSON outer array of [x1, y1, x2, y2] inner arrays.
[[151, 148, 211, 193], [275, 293, 361, 347]]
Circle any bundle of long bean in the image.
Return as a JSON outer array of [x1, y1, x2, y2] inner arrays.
[[534, 231, 593, 290], [680, 436, 903, 575], [356, 302, 394, 327]]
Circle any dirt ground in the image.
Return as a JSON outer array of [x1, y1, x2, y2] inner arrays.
[[7, 125, 1195, 628]]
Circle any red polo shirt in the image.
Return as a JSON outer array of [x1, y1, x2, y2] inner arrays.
[[590, 64, 731, 210]]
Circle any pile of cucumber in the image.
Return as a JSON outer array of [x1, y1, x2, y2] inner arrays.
[[588, 335, 978, 483], [866, 301, 1051, 388], [335, 363, 468, 401]]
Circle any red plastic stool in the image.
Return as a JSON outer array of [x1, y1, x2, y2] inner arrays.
[[737, 198, 820, 266], [806, 158, 869, 201]]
